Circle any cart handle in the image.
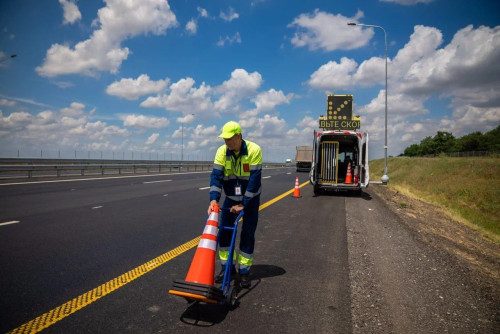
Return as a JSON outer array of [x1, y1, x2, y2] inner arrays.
[[217, 207, 244, 225]]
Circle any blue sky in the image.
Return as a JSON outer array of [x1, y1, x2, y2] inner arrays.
[[0, 0, 499, 162]]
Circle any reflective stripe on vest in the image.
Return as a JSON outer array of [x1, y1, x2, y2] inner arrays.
[[210, 186, 222, 193], [227, 195, 243, 201]]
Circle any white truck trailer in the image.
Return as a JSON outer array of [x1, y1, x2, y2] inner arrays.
[[295, 146, 313, 172]]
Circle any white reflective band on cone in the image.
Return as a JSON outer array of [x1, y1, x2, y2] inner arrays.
[[198, 238, 217, 251], [203, 225, 218, 236], [209, 212, 219, 222]]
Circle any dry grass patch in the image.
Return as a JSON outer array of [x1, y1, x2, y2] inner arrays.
[[370, 157, 500, 241]]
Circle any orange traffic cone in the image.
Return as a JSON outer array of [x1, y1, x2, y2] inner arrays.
[[169, 204, 222, 303], [345, 162, 352, 184], [184, 205, 219, 285], [292, 177, 301, 198]]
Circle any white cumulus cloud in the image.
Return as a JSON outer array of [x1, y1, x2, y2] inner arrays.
[[241, 89, 295, 118], [288, 9, 373, 51], [145, 133, 160, 145], [177, 114, 196, 124], [186, 19, 197, 34], [122, 114, 170, 129], [141, 77, 213, 115], [197, 7, 209, 18], [0, 103, 128, 149], [192, 124, 218, 141], [106, 75, 169, 100], [214, 69, 263, 111], [0, 99, 17, 107], [37, 0, 178, 77], [308, 57, 358, 91], [217, 32, 241, 47], [59, 0, 81, 25], [220, 7, 239, 22], [60, 102, 87, 117]]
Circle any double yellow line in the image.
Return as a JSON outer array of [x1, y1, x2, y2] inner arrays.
[[8, 180, 309, 334]]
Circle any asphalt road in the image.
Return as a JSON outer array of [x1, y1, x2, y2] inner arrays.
[[0, 169, 497, 333]]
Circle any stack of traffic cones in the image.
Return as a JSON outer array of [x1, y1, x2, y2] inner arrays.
[[345, 162, 352, 184], [169, 204, 222, 304], [292, 177, 301, 198]]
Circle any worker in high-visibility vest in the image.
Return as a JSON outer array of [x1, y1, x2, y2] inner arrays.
[[208, 121, 262, 289]]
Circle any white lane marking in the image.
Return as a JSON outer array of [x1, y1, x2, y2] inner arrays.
[[92, 206, 103, 210], [262, 176, 271, 179], [163, 194, 169, 197], [0, 167, 285, 187], [0, 221, 20, 227], [143, 180, 172, 184], [0, 171, 211, 186], [286, 172, 291, 175], [199, 186, 210, 190]]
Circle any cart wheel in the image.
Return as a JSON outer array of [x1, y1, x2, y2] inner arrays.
[[226, 286, 239, 309]]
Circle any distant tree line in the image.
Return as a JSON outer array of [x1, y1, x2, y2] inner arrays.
[[401, 125, 500, 157]]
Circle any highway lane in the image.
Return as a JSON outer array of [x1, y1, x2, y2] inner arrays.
[[4, 168, 493, 333], [3, 167, 339, 333]]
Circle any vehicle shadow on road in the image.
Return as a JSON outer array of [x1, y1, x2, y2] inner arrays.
[[179, 264, 286, 326], [314, 190, 372, 200]]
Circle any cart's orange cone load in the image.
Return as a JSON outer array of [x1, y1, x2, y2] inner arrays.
[[345, 162, 353, 184], [184, 205, 219, 285], [169, 204, 222, 303], [292, 177, 301, 198]]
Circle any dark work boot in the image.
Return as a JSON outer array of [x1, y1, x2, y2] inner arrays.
[[239, 273, 251, 288], [215, 265, 236, 283]]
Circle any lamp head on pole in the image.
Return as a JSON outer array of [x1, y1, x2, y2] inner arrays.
[[347, 22, 357, 26]]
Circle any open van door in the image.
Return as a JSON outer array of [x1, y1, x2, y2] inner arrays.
[[310, 130, 317, 184], [360, 132, 370, 187]]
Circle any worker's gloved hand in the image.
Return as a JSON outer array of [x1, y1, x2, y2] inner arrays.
[[230, 204, 244, 215], [208, 200, 218, 216]]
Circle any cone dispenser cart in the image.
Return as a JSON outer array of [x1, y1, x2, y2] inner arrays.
[[169, 204, 242, 309]]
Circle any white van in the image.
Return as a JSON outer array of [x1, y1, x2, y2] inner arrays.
[[310, 130, 369, 195]]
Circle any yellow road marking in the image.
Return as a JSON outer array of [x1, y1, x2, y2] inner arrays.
[[259, 180, 309, 210], [8, 179, 310, 334], [8, 238, 200, 334]]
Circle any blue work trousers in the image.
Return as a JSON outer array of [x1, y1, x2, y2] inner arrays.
[[218, 196, 260, 274]]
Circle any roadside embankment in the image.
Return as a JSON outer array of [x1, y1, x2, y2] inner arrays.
[[368, 157, 499, 307], [370, 157, 500, 242]]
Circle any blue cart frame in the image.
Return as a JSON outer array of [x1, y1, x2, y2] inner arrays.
[[217, 208, 244, 308]]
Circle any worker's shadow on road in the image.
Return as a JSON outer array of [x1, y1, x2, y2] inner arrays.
[[233, 264, 286, 302], [180, 264, 285, 326]]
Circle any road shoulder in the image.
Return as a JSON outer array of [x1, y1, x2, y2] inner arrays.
[[346, 187, 499, 333]]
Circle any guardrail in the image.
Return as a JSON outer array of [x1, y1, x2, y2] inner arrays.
[[0, 163, 214, 179], [0, 159, 289, 180]]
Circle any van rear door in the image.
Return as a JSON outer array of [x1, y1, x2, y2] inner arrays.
[[310, 130, 317, 184], [360, 132, 370, 187]]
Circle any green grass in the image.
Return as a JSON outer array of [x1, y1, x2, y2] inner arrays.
[[370, 157, 500, 241]]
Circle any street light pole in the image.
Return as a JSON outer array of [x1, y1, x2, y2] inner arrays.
[[348, 22, 389, 184]]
